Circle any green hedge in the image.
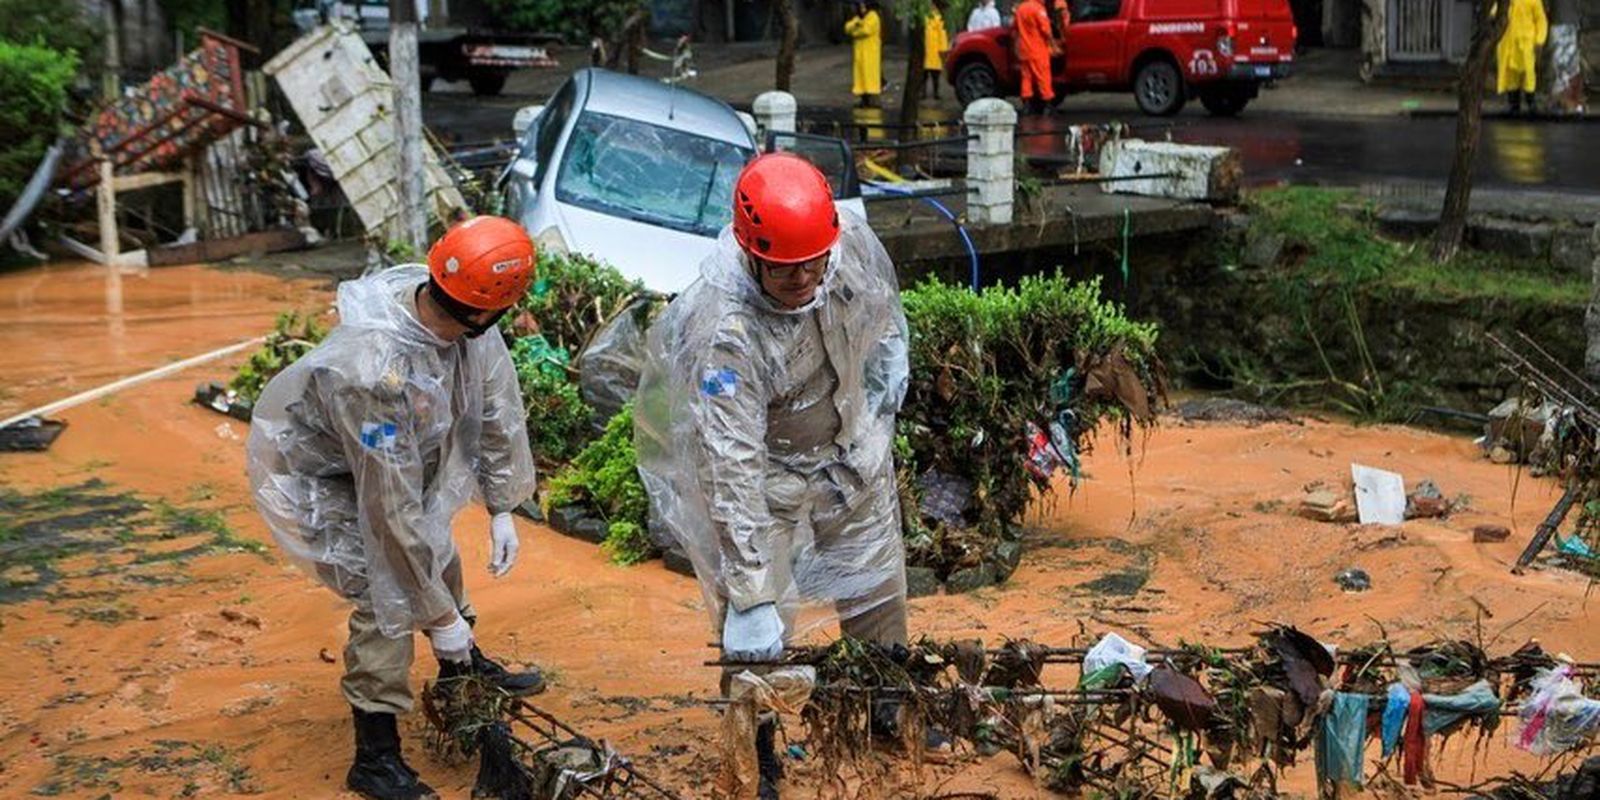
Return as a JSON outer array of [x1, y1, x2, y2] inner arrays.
[[0, 40, 78, 211]]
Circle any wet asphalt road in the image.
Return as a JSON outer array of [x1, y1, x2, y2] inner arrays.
[[1030, 112, 1600, 193], [425, 90, 1600, 195]]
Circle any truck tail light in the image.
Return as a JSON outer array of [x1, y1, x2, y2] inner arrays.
[[1292, 24, 1300, 41]]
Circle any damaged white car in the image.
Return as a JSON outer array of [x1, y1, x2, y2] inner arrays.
[[500, 68, 865, 294]]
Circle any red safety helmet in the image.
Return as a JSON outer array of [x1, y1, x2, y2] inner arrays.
[[427, 216, 537, 311], [731, 153, 841, 264]]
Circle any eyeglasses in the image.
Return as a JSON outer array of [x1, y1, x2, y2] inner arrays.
[[754, 253, 830, 280]]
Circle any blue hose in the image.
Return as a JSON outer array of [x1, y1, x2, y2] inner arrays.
[[863, 180, 980, 291]]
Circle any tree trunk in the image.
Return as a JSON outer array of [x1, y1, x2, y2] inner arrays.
[[899, 18, 924, 128], [390, 0, 429, 253], [1432, 0, 1508, 261], [775, 0, 799, 91]]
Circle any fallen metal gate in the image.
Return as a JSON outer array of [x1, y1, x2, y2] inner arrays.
[[1388, 0, 1444, 61]]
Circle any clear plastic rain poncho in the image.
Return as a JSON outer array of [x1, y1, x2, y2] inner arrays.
[[635, 210, 910, 637], [247, 264, 536, 638]]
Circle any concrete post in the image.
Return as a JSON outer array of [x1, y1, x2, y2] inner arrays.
[[752, 91, 797, 145], [963, 98, 1016, 226]]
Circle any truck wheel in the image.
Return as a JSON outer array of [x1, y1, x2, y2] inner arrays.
[[1199, 87, 1251, 117], [469, 74, 508, 97], [954, 61, 1001, 107], [1133, 60, 1186, 116]]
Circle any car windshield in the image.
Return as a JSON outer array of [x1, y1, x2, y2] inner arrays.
[[555, 111, 751, 237]]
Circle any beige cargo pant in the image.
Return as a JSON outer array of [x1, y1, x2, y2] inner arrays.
[[719, 464, 909, 692], [339, 555, 474, 715]]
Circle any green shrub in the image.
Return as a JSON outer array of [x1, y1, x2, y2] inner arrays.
[[0, 40, 79, 211], [544, 405, 652, 564], [482, 0, 644, 44], [0, 0, 100, 64]]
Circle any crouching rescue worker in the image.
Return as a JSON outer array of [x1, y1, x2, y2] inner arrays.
[[636, 153, 937, 799], [247, 216, 545, 800]]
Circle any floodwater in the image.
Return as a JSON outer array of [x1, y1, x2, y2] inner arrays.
[[0, 262, 329, 420], [2, 256, 1596, 799]]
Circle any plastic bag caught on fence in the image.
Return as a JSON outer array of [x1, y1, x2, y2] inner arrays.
[[1517, 665, 1600, 755]]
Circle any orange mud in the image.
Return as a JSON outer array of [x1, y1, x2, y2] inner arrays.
[[1, 262, 1596, 798]]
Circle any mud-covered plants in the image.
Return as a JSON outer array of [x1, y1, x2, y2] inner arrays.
[[504, 251, 651, 354], [510, 335, 593, 465], [229, 311, 329, 403], [895, 273, 1165, 579]]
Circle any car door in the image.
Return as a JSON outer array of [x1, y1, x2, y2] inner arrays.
[[1063, 0, 1130, 85], [501, 78, 577, 220]]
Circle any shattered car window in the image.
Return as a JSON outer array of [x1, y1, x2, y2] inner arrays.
[[555, 112, 751, 237]]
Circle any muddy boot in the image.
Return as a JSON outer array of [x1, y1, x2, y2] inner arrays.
[[347, 707, 436, 800], [438, 646, 546, 696], [756, 719, 783, 800]]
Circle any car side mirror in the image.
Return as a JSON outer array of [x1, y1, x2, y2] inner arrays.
[[513, 104, 546, 139]]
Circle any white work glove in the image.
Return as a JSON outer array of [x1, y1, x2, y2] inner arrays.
[[488, 512, 519, 577], [722, 602, 784, 662], [429, 614, 474, 664]]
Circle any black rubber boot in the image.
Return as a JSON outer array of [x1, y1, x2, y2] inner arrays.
[[437, 645, 546, 696], [756, 719, 783, 800], [347, 707, 436, 800]]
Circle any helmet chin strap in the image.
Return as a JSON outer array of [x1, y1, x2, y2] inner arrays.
[[425, 280, 509, 338]]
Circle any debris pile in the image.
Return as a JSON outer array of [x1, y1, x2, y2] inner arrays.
[[1488, 333, 1600, 571], [717, 628, 1600, 798]]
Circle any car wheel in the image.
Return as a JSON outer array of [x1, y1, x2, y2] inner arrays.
[[1133, 60, 1186, 116], [954, 61, 1001, 107], [469, 73, 508, 97], [1199, 87, 1250, 117]]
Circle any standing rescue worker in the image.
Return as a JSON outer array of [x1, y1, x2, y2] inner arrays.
[[247, 216, 545, 800], [635, 153, 918, 799], [1015, 0, 1056, 113], [924, 3, 951, 100], [845, 2, 883, 107], [1497, 0, 1549, 114], [967, 0, 1002, 31]]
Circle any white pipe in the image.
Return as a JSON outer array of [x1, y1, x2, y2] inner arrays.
[[0, 336, 266, 431]]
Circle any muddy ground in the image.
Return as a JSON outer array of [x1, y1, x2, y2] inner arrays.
[[1, 261, 1595, 798]]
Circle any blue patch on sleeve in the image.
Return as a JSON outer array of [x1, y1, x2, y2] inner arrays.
[[359, 421, 399, 450], [700, 367, 739, 398]]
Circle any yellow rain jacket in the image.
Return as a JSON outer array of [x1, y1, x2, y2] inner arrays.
[[846, 9, 882, 95], [1496, 0, 1548, 94], [924, 10, 950, 71]]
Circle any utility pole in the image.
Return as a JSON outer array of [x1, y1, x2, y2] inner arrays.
[[390, 0, 429, 254], [103, 0, 123, 100]]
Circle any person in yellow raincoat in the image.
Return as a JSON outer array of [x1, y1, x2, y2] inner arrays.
[[845, 2, 883, 106], [923, 4, 950, 99], [1497, 0, 1548, 114]]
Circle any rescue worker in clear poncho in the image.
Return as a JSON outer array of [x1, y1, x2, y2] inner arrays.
[[635, 153, 929, 800], [247, 216, 545, 800]]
